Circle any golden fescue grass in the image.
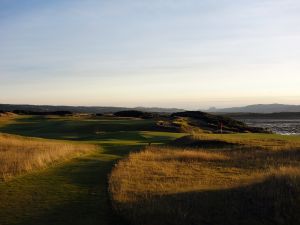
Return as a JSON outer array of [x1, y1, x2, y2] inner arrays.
[[179, 133, 300, 150], [0, 133, 96, 181], [0, 113, 19, 128], [0, 112, 16, 117], [109, 144, 300, 225]]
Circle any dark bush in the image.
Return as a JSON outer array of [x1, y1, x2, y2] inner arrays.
[[12, 110, 72, 116], [114, 110, 154, 119]]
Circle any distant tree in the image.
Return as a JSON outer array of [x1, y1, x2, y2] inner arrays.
[[114, 110, 154, 119]]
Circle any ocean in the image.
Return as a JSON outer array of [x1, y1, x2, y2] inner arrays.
[[241, 118, 300, 135]]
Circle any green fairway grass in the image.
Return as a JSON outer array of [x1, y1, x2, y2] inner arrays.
[[1, 115, 298, 225], [0, 115, 185, 225], [0, 115, 178, 141]]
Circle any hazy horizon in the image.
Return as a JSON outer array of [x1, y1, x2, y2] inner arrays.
[[1, 102, 300, 112], [1, 0, 299, 108]]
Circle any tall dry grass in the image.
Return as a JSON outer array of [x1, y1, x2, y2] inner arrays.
[[174, 133, 300, 150], [109, 145, 300, 225], [0, 133, 96, 181]]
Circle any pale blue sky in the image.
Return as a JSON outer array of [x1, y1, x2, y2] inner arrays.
[[0, 0, 299, 109]]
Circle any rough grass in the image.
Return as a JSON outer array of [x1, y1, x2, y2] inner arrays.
[[0, 115, 185, 225], [0, 133, 96, 181], [109, 143, 300, 225], [175, 133, 300, 150]]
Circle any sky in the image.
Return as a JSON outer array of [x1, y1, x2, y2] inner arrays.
[[0, 0, 299, 109]]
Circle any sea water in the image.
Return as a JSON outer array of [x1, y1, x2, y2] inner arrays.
[[241, 119, 300, 135]]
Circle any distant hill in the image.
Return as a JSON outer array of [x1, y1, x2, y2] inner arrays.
[[0, 104, 184, 114], [224, 112, 300, 120], [207, 104, 300, 113], [134, 107, 183, 113]]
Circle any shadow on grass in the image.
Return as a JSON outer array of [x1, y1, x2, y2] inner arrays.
[[171, 135, 242, 149], [0, 116, 159, 139], [0, 116, 184, 225], [116, 175, 300, 225], [0, 147, 134, 225], [0, 116, 179, 145], [102, 144, 143, 157]]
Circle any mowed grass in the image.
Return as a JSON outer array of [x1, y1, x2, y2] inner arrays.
[[0, 151, 120, 225], [0, 115, 185, 225], [0, 133, 95, 181], [0, 115, 160, 140], [109, 135, 300, 225]]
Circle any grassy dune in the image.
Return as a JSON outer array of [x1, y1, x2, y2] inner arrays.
[[109, 137, 300, 225], [0, 133, 96, 181], [174, 133, 300, 150]]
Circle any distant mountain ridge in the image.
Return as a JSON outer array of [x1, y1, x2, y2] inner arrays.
[[0, 104, 184, 114], [207, 104, 300, 113]]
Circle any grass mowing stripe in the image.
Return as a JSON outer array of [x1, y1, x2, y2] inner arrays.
[[0, 149, 124, 225]]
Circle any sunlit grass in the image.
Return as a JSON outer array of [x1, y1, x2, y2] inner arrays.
[[109, 135, 300, 225], [0, 115, 184, 225], [0, 133, 96, 181], [178, 132, 300, 150]]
